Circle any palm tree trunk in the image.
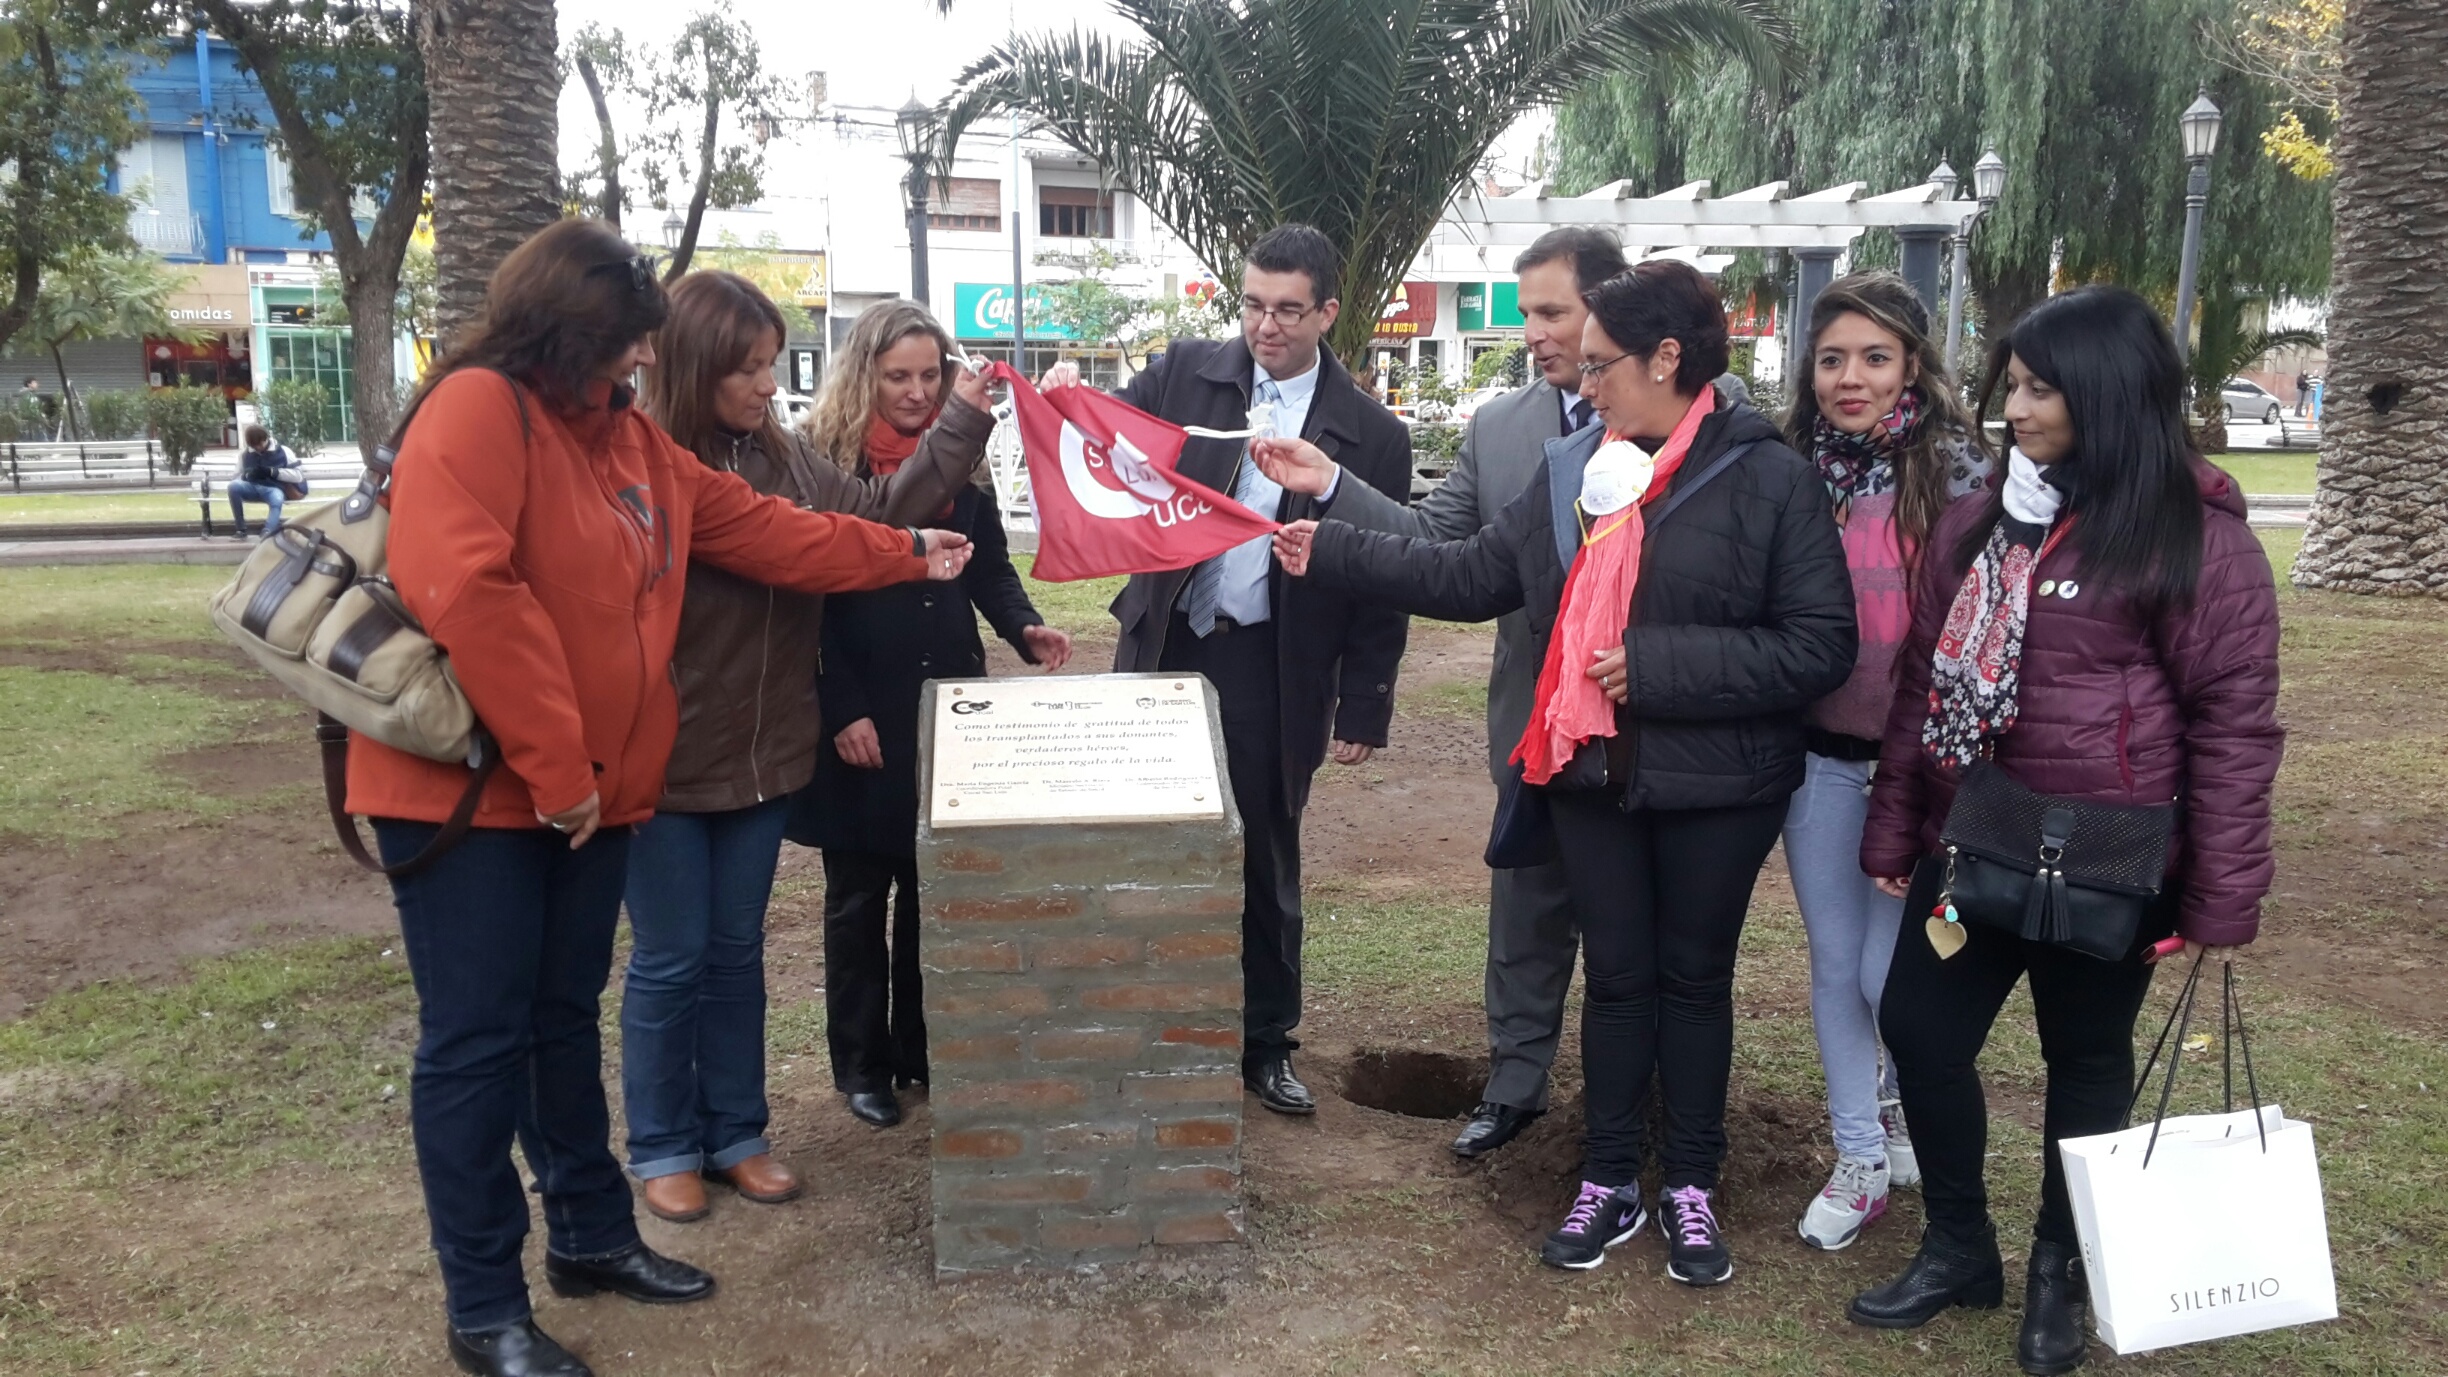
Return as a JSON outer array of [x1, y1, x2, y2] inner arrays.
[[2294, 0, 2448, 594], [416, 0, 562, 349]]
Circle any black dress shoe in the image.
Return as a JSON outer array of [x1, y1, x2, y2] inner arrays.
[[1848, 1225, 2005, 1329], [2018, 1238, 2091, 1374], [447, 1318, 592, 1377], [846, 1089, 902, 1126], [1245, 1057, 1316, 1115], [544, 1241, 716, 1306], [1450, 1101, 1542, 1158]]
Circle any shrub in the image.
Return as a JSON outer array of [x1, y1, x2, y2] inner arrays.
[[80, 389, 148, 441], [258, 379, 330, 459], [145, 385, 228, 475], [1410, 422, 1463, 465]]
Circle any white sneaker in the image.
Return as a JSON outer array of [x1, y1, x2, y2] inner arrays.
[[1880, 1099, 1921, 1188], [1797, 1153, 1890, 1251]]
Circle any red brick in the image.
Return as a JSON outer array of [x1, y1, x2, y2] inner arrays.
[[947, 1172, 1094, 1205], [1079, 982, 1239, 1013], [1159, 1025, 1241, 1050], [932, 986, 1052, 1018], [929, 939, 1022, 972], [1032, 1029, 1145, 1062], [1148, 932, 1238, 963], [1154, 1118, 1238, 1150], [1107, 887, 1242, 919], [934, 1034, 1023, 1065], [1138, 1165, 1235, 1196], [939, 1078, 1088, 1112], [939, 848, 1005, 874], [1039, 1214, 1144, 1252], [1153, 1211, 1242, 1245], [1033, 935, 1143, 968], [938, 1129, 1024, 1159], [1126, 1072, 1240, 1104], [938, 894, 1083, 923], [1043, 1122, 1141, 1153]]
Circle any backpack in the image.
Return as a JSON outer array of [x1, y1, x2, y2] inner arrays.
[[208, 379, 521, 876]]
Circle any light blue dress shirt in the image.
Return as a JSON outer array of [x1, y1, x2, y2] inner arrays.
[[1212, 355, 1320, 626]]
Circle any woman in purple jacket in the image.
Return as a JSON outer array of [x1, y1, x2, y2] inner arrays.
[[1847, 287, 2282, 1376]]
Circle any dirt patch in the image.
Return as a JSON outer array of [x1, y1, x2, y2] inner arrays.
[[160, 739, 322, 795], [1341, 1046, 1487, 1120]]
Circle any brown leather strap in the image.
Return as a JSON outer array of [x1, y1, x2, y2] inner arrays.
[[240, 531, 322, 638], [317, 714, 499, 877], [326, 595, 408, 684]]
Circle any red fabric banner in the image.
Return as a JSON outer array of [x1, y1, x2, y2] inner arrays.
[[990, 362, 1280, 583]]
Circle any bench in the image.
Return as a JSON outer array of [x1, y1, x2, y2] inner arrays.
[[191, 456, 361, 535]]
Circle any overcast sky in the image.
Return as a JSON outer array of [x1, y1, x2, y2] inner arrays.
[[553, 0, 1550, 195]]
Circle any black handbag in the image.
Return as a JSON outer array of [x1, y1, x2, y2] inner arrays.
[[1935, 760, 2177, 961]]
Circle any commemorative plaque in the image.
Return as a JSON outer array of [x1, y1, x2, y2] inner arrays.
[[927, 674, 1226, 828]]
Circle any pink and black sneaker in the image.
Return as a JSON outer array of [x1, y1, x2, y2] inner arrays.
[[1662, 1184, 1734, 1286], [1540, 1179, 1648, 1271]]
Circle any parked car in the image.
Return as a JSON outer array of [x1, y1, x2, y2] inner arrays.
[[771, 390, 814, 430], [1452, 383, 1510, 424], [2221, 378, 2284, 427]]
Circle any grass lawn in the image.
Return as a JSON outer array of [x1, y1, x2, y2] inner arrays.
[[2211, 451, 2317, 496], [0, 490, 340, 525], [1, 534, 2445, 1372]]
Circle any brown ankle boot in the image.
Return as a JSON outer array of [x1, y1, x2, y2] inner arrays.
[[641, 1171, 710, 1222], [706, 1153, 802, 1204]]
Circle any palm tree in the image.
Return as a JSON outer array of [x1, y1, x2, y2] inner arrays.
[[2184, 290, 2322, 455], [939, 0, 1790, 367], [415, 0, 562, 347], [2294, 0, 2446, 594]]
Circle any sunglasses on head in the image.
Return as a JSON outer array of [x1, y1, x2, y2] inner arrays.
[[587, 253, 661, 293]]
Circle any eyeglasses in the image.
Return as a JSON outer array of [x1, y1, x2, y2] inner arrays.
[[587, 253, 662, 293], [1576, 353, 1632, 380], [1241, 299, 1319, 328]]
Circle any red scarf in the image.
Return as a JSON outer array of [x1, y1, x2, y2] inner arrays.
[[1513, 386, 1717, 785], [863, 411, 931, 475]]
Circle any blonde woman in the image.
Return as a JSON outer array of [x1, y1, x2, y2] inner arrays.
[[622, 276, 994, 1225], [787, 302, 1071, 1128]]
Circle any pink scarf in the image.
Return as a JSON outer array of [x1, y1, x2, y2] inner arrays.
[[1514, 386, 1717, 785]]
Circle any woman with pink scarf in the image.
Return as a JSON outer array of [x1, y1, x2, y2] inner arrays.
[[1273, 261, 1854, 1287]]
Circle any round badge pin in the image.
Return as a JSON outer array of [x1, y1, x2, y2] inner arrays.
[[2060, 581, 2081, 599], [2037, 580, 2056, 597]]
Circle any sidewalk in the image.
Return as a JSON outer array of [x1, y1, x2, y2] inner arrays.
[[0, 534, 250, 567]]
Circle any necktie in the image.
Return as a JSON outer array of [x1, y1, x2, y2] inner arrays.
[[1182, 378, 1281, 637], [1568, 398, 1595, 433]]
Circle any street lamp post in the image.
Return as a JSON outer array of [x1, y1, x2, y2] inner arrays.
[[660, 206, 684, 253], [897, 95, 934, 307], [1944, 147, 2007, 376], [2171, 87, 2223, 367]]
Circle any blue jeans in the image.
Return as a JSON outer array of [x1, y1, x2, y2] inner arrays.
[[226, 479, 285, 532], [619, 797, 790, 1180], [375, 820, 641, 1331], [1782, 752, 1906, 1160]]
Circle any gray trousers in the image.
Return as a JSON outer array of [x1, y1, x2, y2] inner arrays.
[[1481, 856, 1578, 1111]]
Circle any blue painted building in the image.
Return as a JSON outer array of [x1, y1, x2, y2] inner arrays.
[[3, 32, 394, 441]]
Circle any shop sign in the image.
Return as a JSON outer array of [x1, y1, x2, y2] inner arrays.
[[1373, 282, 1438, 340], [1457, 282, 1488, 332], [952, 282, 1078, 341], [1455, 281, 1525, 332]]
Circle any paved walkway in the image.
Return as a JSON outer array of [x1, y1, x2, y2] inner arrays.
[[0, 535, 251, 567]]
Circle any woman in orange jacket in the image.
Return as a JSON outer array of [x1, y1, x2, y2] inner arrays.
[[350, 219, 972, 1377]]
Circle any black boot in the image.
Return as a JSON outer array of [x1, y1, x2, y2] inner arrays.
[[2018, 1238, 2090, 1374], [1848, 1224, 2005, 1329]]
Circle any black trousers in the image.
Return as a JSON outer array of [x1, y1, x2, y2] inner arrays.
[[1548, 792, 1787, 1190], [1880, 856, 2173, 1248], [1159, 611, 1304, 1069], [821, 849, 927, 1094]]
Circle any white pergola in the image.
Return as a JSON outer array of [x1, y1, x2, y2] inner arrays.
[[1419, 175, 1977, 375]]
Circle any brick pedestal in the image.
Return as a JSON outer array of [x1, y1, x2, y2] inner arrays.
[[916, 678, 1245, 1275]]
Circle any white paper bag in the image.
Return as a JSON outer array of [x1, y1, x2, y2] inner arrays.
[[2060, 1103, 2338, 1355]]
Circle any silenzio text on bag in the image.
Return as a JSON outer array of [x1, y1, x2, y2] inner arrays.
[[2170, 1276, 2285, 1314]]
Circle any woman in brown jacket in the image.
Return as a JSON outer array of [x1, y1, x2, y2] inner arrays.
[[622, 271, 994, 1225]]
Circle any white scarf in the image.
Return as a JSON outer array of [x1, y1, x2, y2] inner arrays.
[[2002, 446, 2064, 525]]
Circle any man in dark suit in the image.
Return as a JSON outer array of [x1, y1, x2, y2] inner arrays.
[[1251, 228, 1627, 1154], [1043, 224, 1413, 1114]]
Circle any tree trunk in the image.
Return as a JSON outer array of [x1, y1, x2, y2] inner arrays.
[[2295, 0, 2448, 594], [417, 0, 562, 348], [665, 80, 720, 281], [576, 51, 621, 229], [346, 266, 405, 453]]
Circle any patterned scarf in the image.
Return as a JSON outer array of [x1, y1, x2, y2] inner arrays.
[[1810, 392, 1920, 527], [1921, 451, 2069, 769]]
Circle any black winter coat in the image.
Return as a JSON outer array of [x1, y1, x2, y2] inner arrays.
[[787, 481, 1042, 856], [1307, 399, 1856, 811]]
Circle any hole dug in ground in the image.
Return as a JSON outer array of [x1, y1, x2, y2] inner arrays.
[[1340, 1047, 1486, 1119]]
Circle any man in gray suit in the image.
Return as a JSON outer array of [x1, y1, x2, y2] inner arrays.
[[1255, 227, 1628, 1157]]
